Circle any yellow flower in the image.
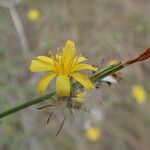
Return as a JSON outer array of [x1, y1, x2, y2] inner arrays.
[[86, 127, 101, 141], [108, 59, 119, 66], [132, 85, 147, 103], [29, 40, 98, 97], [27, 9, 40, 21]]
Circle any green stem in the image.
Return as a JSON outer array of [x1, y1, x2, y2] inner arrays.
[[0, 92, 55, 119], [90, 62, 123, 81], [0, 63, 124, 119]]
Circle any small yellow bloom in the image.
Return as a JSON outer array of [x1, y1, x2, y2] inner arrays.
[[86, 127, 101, 141], [108, 59, 119, 66], [27, 9, 40, 21], [72, 92, 86, 102], [29, 40, 98, 97], [132, 85, 147, 103]]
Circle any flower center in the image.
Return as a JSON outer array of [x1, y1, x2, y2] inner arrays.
[[52, 53, 74, 75]]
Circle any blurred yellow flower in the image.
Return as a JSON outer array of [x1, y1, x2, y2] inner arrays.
[[86, 127, 101, 141], [132, 85, 147, 103], [108, 59, 119, 66], [27, 9, 40, 21], [30, 40, 98, 97]]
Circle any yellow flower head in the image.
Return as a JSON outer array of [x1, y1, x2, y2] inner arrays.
[[108, 59, 119, 66], [86, 127, 101, 141], [29, 40, 98, 97], [27, 9, 40, 21], [132, 85, 147, 103]]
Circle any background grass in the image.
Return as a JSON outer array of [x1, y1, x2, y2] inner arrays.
[[0, 0, 150, 150]]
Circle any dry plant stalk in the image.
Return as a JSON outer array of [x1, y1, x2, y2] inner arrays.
[[123, 48, 150, 67]]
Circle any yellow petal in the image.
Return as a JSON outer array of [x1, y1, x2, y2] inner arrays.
[[56, 75, 70, 96], [72, 64, 98, 72], [37, 73, 56, 94], [30, 60, 55, 72], [75, 56, 87, 63], [62, 40, 76, 59], [36, 56, 54, 65], [70, 72, 94, 90]]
